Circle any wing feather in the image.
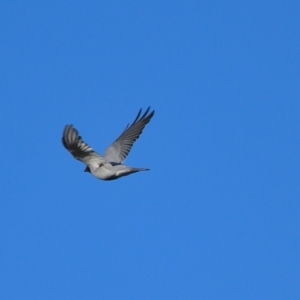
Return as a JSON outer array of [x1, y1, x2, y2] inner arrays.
[[104, 107, 155, 163], [62, 125, 104, 166]]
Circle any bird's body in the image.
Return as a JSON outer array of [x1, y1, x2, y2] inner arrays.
[[62, 107, 154, 181], [86, 163, 149, 181]]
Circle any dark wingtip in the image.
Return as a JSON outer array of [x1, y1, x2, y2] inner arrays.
[[139, 106, 155, 122], [148, 108, 155, 119], [62, 125, 72, 149], [121, 107, 155, 135], [62, 124, 77, 150]]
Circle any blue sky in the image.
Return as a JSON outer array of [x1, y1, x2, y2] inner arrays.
[[0, 1, 299, 299]]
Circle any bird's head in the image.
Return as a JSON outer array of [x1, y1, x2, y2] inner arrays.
[[84, 166, 91, 173]]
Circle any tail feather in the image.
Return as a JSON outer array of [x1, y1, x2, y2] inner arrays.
[[110, 167, 150, 180], [131, 167, 149, 172]]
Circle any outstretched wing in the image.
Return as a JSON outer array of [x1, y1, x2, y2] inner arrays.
[[62, 125, 104, 167], [104, 107, 155, 163]]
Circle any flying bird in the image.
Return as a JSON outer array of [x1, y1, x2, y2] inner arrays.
[[62, 107, 155, 180]]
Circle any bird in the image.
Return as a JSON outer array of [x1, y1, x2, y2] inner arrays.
[[62, 107, 155, 181]]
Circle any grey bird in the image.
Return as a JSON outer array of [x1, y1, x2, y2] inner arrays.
[[62, 107, 155, 180]]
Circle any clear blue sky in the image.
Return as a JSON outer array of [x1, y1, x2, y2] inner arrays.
[[0, 1, 299, 299]]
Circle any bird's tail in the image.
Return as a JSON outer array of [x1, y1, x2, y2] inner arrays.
[[130, 167, 149, 172]]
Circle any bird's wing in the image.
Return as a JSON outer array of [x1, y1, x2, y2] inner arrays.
[[104, 107, 155, 163], [62, 125, 104, 168]]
